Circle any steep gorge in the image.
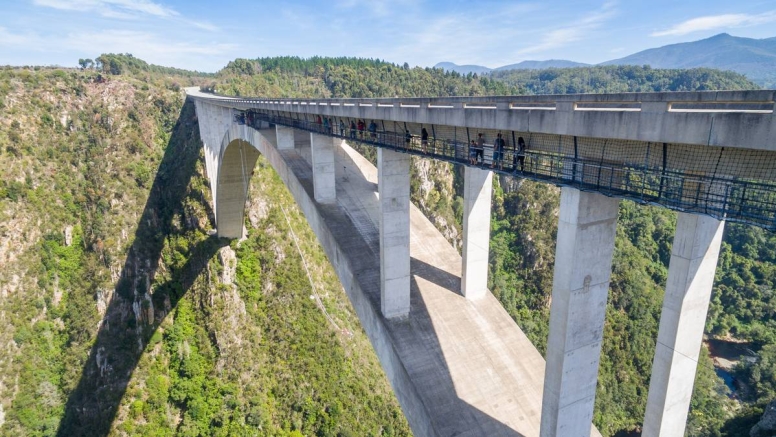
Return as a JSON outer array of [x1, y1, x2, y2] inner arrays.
[[0, 67, 408, 437], [1, 55, 775, 436]]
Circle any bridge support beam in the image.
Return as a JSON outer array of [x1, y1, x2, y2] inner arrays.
[[541, 188, 619, 437], [461, 167, 492, 299], [276, 125, 295, 150], [642, 213, 724, 437], [378, 148, 411, 318], [311, 133, 337, 203]]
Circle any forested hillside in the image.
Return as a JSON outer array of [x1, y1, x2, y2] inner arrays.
[[0, 64, 409, 436], [0, 53, 773, 437]]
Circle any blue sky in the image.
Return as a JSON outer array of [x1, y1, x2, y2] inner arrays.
[[1, 0, 775, 72]]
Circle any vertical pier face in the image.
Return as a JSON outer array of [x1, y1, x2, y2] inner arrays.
[[378, 148, 411, 318], [461, 166, 493, 299], [311, 132, 337, 203], [276, 125, 295, 150], [642, 213, 724, 437], [541, 188, 620, 437], [194, 101, 234, 218]]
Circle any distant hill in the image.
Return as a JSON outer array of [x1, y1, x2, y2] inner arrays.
[[433, 60, 589, 75], [601, 33, 776, 87], [433, 62, 492, 75], [435, 33, 776, 87], [495, 59, 591, 70]]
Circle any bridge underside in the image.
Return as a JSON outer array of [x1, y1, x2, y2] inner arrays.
[[236, 126, 599, 436]]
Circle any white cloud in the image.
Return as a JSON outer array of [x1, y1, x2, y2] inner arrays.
[[32, 0, 218, 31], [651, 11, 776, 37], [374, 2, 543, 67], [334, 0, 415, 17], [33, 0, 176, 17], [0, 26, 237, 71], [65, 29, 237, 58], [517, 1, 617, 55], [0, 27, 39, 47]]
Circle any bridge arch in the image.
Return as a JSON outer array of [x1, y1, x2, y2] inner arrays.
[[215, 133, 260, 238]]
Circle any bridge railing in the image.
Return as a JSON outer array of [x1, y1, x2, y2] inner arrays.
[[245, 111, 776, 231]]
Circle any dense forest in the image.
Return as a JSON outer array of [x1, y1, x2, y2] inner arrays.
[[0, 53, 773, 436]]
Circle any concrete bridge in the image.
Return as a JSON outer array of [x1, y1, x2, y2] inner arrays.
[[186, 87, 776, 437]]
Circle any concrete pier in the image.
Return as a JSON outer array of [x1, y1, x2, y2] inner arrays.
[[541, 188, 619, 437], [378, 148, 411, 318], [276, 125, 295, 150], [311, 132, 337, 203], [642, 213, 725, 437], [461, 166, 493, 299]]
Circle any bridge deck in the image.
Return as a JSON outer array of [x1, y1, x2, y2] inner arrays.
[[269, 128, 601, 437]]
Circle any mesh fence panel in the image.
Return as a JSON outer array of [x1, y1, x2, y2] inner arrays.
[[253, 110, 776, 231]]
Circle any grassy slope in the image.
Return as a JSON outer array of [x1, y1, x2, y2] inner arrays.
[[0, 67, 408, 436]]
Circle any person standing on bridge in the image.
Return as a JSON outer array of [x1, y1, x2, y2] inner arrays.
[[339, 119, 346, 136], [476, 133, 485, 165], [323, 117, 330, 134], [469, 140, 478, 164], [515, 136, 526, 171], [492, 132, 505, 170], [350, 120, 357, 139], [405, 130, 412, 150], [357, 119, 365, 139], [421, 127, 429, 153], [369, 120, 377, 140]]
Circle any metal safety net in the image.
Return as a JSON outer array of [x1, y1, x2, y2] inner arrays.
[[242, 109, 776, 231]]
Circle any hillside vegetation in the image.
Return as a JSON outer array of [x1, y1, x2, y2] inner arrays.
[[0, 63, 409, 436], [0, 53, 773, 437]]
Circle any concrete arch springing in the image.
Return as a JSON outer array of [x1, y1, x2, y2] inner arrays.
[[215, 136, 261, 238], [195, 108, 273, 238]]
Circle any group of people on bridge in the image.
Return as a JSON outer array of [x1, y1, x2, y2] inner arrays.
[[246, 110, 529, 174]]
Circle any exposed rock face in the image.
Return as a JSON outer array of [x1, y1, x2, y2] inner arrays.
[[64, 226, 73, 246], [218, 246, 237, 285], [751, 400, 776, 436]]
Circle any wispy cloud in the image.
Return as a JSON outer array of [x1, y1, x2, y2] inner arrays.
[[0, 26, 44, 49], [651, 10, 776, 37], [34, 0, 176, 17], [64, 29, 237, 58], [334, 0, 415, 17], [375, 2, 544, 67], [518, 1, 617, 55], [33, 0, 218, 31], [0, 25, 237, 70]]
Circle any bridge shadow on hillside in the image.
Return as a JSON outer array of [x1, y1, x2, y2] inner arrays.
[[56, 99, 227, 437]]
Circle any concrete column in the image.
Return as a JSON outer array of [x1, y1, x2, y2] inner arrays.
[[276, 125, 295, 150], [461, 166, 492, 299], [642, 213, 724, 437], [378, 148, 411, 318], [541, 188, 620, 437], [311, 132, 336, 203]]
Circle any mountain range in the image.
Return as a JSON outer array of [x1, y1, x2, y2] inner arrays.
[[435, 33, 776, 87]]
